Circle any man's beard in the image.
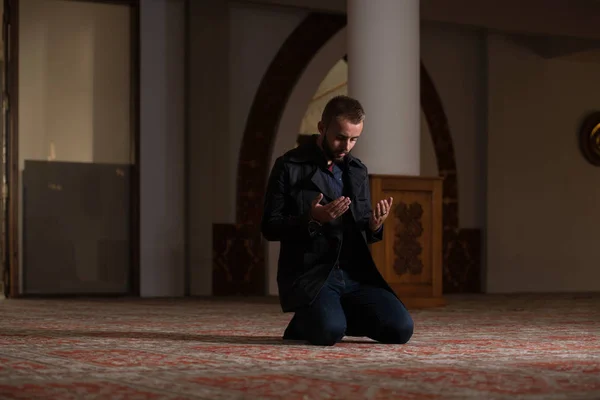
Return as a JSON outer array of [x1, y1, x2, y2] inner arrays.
[[322, 138, 347, 164]]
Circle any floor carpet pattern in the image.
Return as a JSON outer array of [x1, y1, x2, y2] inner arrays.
[[0, 294, 599, 399]]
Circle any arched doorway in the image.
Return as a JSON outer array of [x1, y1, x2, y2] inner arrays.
[[213, 13, 480, 296]]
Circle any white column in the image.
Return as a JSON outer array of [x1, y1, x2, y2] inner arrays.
[[140, 0, 186, 297], [347, 0, 420, 176]]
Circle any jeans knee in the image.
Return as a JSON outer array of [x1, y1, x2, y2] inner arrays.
[[309, 320, 346, 346], [379, 318, 414, 344]]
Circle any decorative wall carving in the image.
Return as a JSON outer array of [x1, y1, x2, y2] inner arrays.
[[393, 202, 424, 276], [443, 229, 481, 293], [213, 224, 264, 295]]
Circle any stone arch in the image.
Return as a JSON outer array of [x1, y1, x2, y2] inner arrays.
[[213, 13, 480, 295]]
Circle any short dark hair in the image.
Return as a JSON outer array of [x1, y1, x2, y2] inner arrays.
[[321, 95, 365, 128]]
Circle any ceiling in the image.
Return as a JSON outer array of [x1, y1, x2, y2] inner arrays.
[[239, 0, 600, 64], [239, 0, 600, 41], [5, 0, 600, 63]]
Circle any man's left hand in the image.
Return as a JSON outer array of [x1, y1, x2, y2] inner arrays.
[[369, 197, 393, 232]]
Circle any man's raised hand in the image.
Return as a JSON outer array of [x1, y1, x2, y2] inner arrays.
[[369, 197, 393, 231], [310, 193, 351, 223]]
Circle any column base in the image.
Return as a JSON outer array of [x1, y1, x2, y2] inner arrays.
[[398, 295, 447, 310]]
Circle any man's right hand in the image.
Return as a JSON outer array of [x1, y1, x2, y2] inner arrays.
[[310, 193, 351, 223]]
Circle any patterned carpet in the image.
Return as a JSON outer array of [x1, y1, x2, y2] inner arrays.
[[0, 294, 599, 399]]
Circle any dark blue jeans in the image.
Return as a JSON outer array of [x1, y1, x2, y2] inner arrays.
[[283, 268, 414, 346]]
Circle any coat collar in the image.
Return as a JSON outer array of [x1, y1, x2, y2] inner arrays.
[[288, 135, 365, 169], [289, 135, 367, 201]]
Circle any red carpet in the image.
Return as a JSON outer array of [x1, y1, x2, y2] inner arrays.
[[0, 294, 599, 399]]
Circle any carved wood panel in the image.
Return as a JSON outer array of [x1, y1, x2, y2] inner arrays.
[[369, 175, 445, 307]]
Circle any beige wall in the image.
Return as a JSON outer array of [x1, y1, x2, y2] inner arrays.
[[186, 2, 307, 295], [19, 0, 131, 166], [187, 0, 230, 296], [486, 34, 600, 293], [228, 3, 308, 224], [420, 23, 488, 230]]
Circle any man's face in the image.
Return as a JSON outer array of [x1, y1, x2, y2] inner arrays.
[[318, 117, 363, 163]]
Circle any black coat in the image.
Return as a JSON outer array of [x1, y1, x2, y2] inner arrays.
[[261, 137, 396, 312]]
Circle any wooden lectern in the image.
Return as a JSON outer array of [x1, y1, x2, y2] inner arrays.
[[369, 175, 446, 309]]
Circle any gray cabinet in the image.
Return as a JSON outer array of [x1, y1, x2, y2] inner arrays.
[[23, 160, 131, 294]]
